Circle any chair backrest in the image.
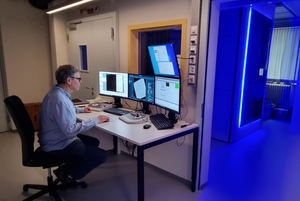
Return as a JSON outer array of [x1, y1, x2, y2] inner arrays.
[[4, 95, 35, 166]]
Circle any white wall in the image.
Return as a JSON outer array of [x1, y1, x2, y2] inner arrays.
[[197, 0, 219, 189], [0, 0, 52, 104]]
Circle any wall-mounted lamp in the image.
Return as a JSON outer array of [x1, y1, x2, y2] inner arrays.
[[46, 0, 94, 14]]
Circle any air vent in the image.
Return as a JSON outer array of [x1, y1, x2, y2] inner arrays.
[[275, 3, 296, 19], [28, 0, 54, 10]]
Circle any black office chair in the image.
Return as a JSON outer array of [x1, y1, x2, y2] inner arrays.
[[4, 95, 87, 201]]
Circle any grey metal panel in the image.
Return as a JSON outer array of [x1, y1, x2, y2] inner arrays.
[[211, 89, 233, 142]]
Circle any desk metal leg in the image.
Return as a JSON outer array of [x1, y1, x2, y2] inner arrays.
[[191, 128, 199, 192], [137, 146, 144, 201], [113, 136, 118, 155]]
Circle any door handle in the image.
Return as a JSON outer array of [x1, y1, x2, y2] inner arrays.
[[86, 86, 94, 90], [86, 86, 94, 96]]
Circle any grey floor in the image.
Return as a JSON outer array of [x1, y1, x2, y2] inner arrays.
[[0, 131, 202, 201], [1, 119, 298, 201]]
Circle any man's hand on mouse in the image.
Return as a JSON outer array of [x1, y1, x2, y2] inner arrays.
[[97, 115, 110, 123]]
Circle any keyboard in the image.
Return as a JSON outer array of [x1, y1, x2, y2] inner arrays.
[[150, 114, 174, 130], [103, 107, 131, 116]]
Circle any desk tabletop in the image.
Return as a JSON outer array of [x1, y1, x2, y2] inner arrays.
[[76, 111, 199, 146]]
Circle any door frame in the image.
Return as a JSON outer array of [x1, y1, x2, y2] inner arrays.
[[0, 23, 9, 131]]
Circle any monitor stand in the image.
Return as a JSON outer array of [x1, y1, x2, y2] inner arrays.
[[142, 102, 151, 114], [168, 111, 178, 124], [113, 97, 123, 108]]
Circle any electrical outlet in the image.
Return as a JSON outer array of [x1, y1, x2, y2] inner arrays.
[[188, 75, 196, 85], [190, 36, 197, 45], [189, 65, 196, 74], [190, 46, 196, 55], [190, 55, 196, 64]]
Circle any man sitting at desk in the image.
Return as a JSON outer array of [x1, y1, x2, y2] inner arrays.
[[38, 64, 110, 183]]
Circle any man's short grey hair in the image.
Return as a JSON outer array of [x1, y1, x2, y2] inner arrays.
[[55, 65, 79, 84]]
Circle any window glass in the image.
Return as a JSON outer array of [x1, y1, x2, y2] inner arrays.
[[139, 29, 181, 75], [79, 45, 88, 71]]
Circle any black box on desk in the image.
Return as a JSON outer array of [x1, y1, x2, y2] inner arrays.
[[272, 108, 288, 121]]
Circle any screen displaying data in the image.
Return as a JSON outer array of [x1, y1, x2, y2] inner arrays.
[[99, 71, 128, 98], [154, 76, 181, 113], [128, 74, 154, 104], [148, 43, 180, 78]]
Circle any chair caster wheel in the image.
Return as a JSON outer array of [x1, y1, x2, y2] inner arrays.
[[23, 186, 28, 192], [81, 183, 87, 188]]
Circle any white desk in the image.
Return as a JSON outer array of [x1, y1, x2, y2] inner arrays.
[[76, 111, 199, 201]]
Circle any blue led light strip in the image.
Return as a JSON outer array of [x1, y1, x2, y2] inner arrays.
[[239, 6, 252, 128]]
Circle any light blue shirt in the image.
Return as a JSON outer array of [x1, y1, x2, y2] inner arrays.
[[38, 85, 99, 152]]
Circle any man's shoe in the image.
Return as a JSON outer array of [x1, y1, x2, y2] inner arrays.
[[53, 167, 76, 184]]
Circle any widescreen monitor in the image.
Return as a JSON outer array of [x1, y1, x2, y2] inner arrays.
[[98, 71, 128, 99], [154, 76, 181, 114], [128, 74, 154, 104], [148, 43, 180, 78]]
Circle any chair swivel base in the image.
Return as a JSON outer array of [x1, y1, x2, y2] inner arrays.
[[22, 176, 87, 201]]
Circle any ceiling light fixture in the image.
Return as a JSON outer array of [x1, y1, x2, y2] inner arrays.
[[46, 0, 94, 14]]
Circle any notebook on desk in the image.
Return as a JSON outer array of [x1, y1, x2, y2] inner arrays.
[[88, 102, 113, 112], [71, 98, 90, 105]]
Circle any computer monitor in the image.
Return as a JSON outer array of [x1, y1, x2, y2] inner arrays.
[[98, 71, 128, 108], [148, 43, 180, 78], [128, 74, 154, 114], [154, 76, 181, 123]]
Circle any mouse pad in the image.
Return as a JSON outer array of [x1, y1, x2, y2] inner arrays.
[[119, 113, 148, 124]]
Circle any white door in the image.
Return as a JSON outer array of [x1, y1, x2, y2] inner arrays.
[[67, 12, 119, 100]]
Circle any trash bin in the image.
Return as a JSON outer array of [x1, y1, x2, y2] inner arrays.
[[272, 108, 288, 120], [263, 100, 273, 120]]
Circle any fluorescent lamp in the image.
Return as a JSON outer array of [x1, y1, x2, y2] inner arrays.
[[46, 0, 94, 14], [238, 5, 252, 128]]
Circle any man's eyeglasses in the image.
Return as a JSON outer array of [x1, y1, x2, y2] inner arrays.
[[71, 77, 82, 82]]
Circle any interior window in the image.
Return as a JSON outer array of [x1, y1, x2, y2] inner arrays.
[[79, 45, 88, 71], [139, 29, 182, 75]]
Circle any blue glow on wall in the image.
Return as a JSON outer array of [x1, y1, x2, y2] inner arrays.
[[239, 6, 252, 128]]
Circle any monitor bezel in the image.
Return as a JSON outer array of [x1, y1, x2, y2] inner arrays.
[[148, 43, 181, 79], [128, 73, 155, 105], [154, 75, 181, 114], [98, 71, 129, 99]]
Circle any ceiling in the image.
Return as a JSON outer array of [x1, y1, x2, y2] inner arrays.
[[220, 0, 300, 21], [275, 1, 300, 19], [29, 0, 300, 21]]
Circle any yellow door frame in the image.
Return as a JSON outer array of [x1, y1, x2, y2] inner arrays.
[[127, 18, 187, 79]]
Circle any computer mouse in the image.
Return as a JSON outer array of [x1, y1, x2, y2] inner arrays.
[[143, 124, 151, 129]]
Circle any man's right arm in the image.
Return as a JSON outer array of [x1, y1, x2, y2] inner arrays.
[[54, 101, 99, 136], [97, 115, 110, 123]]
